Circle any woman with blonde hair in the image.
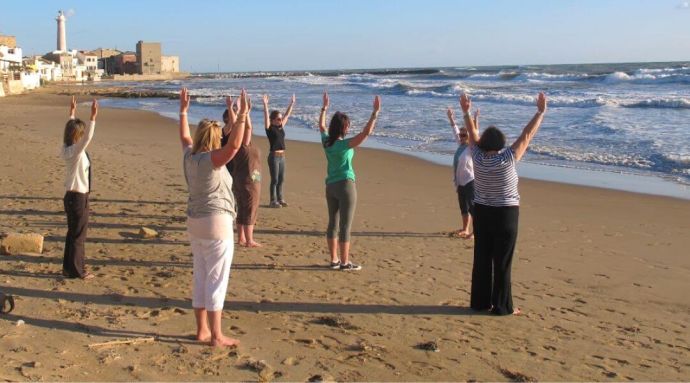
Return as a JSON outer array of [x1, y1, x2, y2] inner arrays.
[[62, 96, 98, 280], [179, 87, 249, 347]]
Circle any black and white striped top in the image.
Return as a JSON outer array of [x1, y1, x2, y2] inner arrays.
[[471, 145, 520, 207]]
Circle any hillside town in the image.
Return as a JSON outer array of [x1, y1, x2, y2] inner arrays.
[[0, 10, 183, 96]]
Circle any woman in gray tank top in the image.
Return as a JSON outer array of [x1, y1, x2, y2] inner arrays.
[[179, 87, 250, 347]]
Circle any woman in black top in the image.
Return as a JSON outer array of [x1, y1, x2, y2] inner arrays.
[[262, 94, 295, 208]]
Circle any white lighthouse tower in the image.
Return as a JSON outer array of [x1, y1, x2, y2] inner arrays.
[[56, 10, 67, 52]]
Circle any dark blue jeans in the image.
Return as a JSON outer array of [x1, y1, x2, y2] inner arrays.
[[268, 152, 285, 203]]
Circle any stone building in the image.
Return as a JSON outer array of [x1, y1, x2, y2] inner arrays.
[[161, 56, 180, 73], [0, 35, 17, 49], [107, 51, 138, 75], [136, 41, 161, 75]]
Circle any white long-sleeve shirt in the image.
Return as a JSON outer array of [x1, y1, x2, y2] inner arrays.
[[62, 120, 95, 193]]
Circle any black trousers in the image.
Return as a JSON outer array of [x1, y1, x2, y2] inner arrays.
[[470, 203, 519, 315], [63, 191, 89, 278]]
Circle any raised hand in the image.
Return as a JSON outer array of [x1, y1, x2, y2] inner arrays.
[[90, 99, 98, 121], [225, 95, 233, 110], [460, 93, 471, 113], [232, 97, 239, 113], [238, 89, 249, 115], [180, 87, 191, 113], [70, 95, 77, 117], [262, 94, 269, 107], [372, 95, 381, 114], [322, 91, 329, 110], [447, 107, 455, 121], [536, 92, 547, 114], [473, 108, 480, 126], [290, 93, 296, 105], [247, 96, 252, 112]]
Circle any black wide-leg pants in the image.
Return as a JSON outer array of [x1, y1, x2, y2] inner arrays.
[[470, 203, 519, 315], [63, 191, 89, 278]]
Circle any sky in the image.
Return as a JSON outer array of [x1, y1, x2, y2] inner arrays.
[[1, 0, 689, 72]]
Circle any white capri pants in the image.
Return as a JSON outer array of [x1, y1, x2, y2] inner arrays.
[[189, 233, 234, 311]]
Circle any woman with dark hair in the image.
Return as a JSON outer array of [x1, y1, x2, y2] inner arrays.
[[62, 96, 98, 280], [460, 92, 547, 315], [262, 94, 295, 208], [319, 92, 381, 271], [220, 98, 262, 247]]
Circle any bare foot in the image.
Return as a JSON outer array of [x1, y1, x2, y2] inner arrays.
[[81, 272, 95, 280], [211, 335, 240, 348], [463, 233, 474, 240], [245, 241, 262, 248], [513, 308, 522, 316], [238, 240, 247, 247], [196, 330, 211, 342]]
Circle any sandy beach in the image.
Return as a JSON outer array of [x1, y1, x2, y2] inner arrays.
[[1, 89, 689, 381]]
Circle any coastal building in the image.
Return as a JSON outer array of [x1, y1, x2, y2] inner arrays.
[[136, 41, 161, 75], [24, 56, 63, 82], [108, 51, 138, 75], [0, 35, 27, 95], [87, 48, 122, 74], [77, 51, 102, 80], [161, 56, 180, 73], [0, 35, 17, 49], [41, 11, 100, 82], [0, 43, 22, 73]]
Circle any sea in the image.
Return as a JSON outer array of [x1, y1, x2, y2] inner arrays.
[[96, 62, 690, 199]]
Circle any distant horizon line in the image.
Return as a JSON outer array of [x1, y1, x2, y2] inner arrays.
[[187, 59, 690, 74]]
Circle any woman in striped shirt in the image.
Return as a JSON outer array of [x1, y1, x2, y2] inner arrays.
[[460, 92, 547, 315]]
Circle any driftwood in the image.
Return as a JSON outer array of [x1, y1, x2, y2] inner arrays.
[[87, 336, 155, 349], [0, 232, 44, 255]]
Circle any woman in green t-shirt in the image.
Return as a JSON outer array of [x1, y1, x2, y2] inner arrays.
[[318, 92, 381, 271]]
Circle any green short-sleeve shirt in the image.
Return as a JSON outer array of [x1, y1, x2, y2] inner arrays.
[[321, 132, 355, 184]]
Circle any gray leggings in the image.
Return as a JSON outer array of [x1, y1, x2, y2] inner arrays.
[[326, 180, 357, 242]]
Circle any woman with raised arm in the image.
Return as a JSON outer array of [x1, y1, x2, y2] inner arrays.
[[179, 87, 249, 347], [263, 93, 295, 208], [460, 92, 546, 315], [229, 97, 263, 247], [446, 106, 476, 239], [62, 96, 98, 280], [319, 92, 381, 271]]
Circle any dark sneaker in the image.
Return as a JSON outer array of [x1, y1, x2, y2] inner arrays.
[[339, 262, 362, 271], [278, 200, 289, 207], [329, 261, 341, 269]]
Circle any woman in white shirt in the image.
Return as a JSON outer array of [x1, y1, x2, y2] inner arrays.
[[179, 87, 249, 348], [446, 107, 477, 239], [62, 96, 98, 280]]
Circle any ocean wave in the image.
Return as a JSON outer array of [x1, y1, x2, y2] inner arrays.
[[528, 145, 689, 176], [467, 71, 521, 81], [518, 72, 592, 82], [621, 98, 690, 109], [469, 94, 611, 108], [602, 71, 690, 84]]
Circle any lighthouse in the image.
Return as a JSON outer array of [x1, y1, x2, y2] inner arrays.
[[56, 10, 66, 52]]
